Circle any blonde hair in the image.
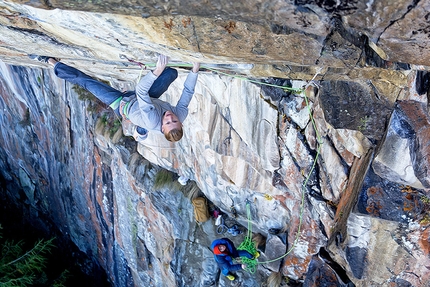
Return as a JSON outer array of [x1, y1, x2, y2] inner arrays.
[[164, 128, 183, 142]]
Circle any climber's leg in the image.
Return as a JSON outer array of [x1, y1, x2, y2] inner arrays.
[[148, 67, 178, 98], [54, 62, 124, 114], [237, 250, 253, 259]]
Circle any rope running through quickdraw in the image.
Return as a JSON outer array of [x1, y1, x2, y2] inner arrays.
[[114, 56, 303, 151], [119, 54, 148, 82], [234, 70, 323, 272], [120, 59, 324, 264], [120, 58, 324, 265], [118, 55, 304, 93]]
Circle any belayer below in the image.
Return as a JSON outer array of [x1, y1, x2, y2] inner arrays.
[[211, 237, 259, 281]]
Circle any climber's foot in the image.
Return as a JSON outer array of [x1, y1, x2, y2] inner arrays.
[[28, 54, 51, 63]]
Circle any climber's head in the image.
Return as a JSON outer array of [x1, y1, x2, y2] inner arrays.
[[217, 245, 226, 252], [162, 111, 183, 142], [213, 244, 227, 255]]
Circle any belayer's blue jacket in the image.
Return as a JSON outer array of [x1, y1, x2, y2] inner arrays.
[[211, 238, 252, 276]]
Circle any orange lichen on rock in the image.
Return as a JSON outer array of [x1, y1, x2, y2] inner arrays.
[[418, 226, 430, 256]]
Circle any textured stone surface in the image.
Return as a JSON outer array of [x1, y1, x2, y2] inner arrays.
[[373, 101, 430, 190], [318, 80, 395, 141], [397, 101, 430, 189], [343, 213, 430, 287], [303, 254, 349, 287], [1, 1, 430, 287], [0, 63, 131, 285], [359, 169, 420, 222], [6, 0, 430, 66]]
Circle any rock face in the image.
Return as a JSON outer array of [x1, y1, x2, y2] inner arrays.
[[0, 1, 430, 287]]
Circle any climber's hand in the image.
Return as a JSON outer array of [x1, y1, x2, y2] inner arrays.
[[192, 62, 200, 73], [153, 54, 169, 76]]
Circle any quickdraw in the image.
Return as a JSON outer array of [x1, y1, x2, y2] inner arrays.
[[236, 72, 323, 273]]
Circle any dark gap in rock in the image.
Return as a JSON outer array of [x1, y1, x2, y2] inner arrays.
[[253, 233, 267, 253], [362, 37, 390, 69], [416, 70, 430, 96], [332, 18, 410, 71], [42, 0, 54, 9], [324, 132, 351, 177], [269, 22, 325, 42], [270, 23, 299, 35], [319, 247, 354, 285], [10, 26, 65, 47], [0, 173, 111, 287], [304, 146, 322, 198], [260, 77, 293, 103], [286, 277, 304, 287], [272, 170, 289, 189], [318, 219, 328, 238], [317, 26, 336, 64], [294, 0, 359, 15]]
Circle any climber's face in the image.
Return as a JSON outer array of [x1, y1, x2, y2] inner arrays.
[[218, 245, 226, 252], [161, 111, 181, 134]]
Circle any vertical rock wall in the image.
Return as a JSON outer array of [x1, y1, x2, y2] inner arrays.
[[0, 1, 430, 286]]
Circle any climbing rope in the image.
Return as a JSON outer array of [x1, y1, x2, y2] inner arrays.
[[234, 72, 323, 271], [237, 201, 258, 273], [121, 57, 325, 264], [121, 55, 325, 267], [119, 55, 304, 93]]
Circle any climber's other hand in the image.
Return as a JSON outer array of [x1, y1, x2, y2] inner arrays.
[[154, 54, 169, 76], [192, 62, 200, 73]]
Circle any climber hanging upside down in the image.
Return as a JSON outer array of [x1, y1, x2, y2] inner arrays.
[[211, 238, 259, 281], [29, 54, 200, 142]]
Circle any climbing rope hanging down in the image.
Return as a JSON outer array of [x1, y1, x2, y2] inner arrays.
[[236, 201, 259, 273], [235, 70, 323, 273], [122, 56, 324, 270]]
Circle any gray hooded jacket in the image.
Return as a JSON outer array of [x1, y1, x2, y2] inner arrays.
[[125, 70, 198, 133]]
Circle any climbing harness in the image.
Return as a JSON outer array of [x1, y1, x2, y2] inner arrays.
[[117, 55, 325, 272]]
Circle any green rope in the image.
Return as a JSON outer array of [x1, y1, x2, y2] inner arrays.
[[137, 62, 303, 93], [132, 57, 323, 268], [235, 81, 323, 270], [200, 66, 303, 93], [237, 203, 258, 273]]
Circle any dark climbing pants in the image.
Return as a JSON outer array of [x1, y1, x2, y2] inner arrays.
[[216, 250, 253, 276], [54, 62, 178, 116]]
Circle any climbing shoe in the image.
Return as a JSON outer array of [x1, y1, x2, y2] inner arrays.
[[28, 54, 52, 63], [133, 126, 148, 142], [226, 274, 235, 281], [177, 175, 189, 186]]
